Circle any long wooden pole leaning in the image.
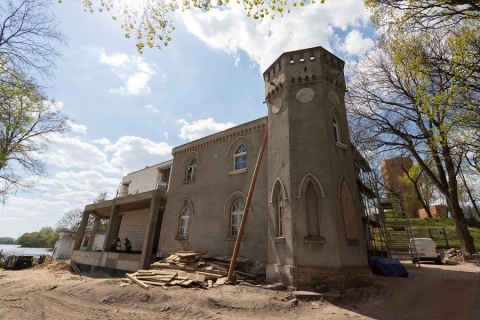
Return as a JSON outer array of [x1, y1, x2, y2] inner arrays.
[[227, 127, 268, 282]]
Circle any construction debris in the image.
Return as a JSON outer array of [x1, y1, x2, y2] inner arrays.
[[124, 252, 258, 290]]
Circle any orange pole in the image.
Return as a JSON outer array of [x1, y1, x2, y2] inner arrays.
[[227, 127, 268, 282]]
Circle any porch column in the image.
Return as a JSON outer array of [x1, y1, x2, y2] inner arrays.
[[103, 204, 122, 252], [74, 211, 90, 250], [140, 189, 163, 269], [87, 217, 101, 250]]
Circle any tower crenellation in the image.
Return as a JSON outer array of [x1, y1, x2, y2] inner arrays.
[[263, 47, 346, 102]]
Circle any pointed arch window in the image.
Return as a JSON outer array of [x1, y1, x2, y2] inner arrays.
[[306, 182, 320, 237], [230, 199, 245, 237], [178, 205, 191, 237], [185, 158, 196, 182], [234, 144, 247, 170], [276, 189, 284, 237], [333, 116, 341, 143]]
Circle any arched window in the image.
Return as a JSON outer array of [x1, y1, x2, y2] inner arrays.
[[276, 189, 284, 237], [178, 205, 191, 237], [230, 199, 245, 237], [333, 116, 341, 143], [234, 144, 247, 170], [185, 158, 196, 182]]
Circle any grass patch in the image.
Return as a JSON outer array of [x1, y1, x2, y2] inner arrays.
[[409, 218, 480, 252]]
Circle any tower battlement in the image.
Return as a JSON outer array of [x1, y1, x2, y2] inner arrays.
[[263, 46, 346, 101]]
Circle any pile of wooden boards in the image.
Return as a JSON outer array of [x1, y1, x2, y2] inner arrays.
[[124, 251, 256, 290], [125, 269, 227, 290]]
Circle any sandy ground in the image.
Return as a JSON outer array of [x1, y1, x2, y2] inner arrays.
[[1, 260, 480, 320]]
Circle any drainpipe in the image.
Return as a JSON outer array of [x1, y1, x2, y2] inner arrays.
[[227, 127, 268, 282]]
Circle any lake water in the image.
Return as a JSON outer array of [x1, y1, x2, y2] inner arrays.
[[0, 244, 53, 257]]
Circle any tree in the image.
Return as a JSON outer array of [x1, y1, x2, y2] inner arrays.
[[56, 208, 84, 233], [365, 0, 480, 31], [0, 65, 69, 204], [0, 0, 66, 78], [74, 0, 325, 52], [93, 192, 109, 203], [17, 227, 57, 247], [365, 0, 480, 124], [347, 27, 478, 254], [400, 163, 439, 218]]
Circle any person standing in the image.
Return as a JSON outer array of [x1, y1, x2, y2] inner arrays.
[[124, 237, 132, 253], [111, 238, 121, 252]]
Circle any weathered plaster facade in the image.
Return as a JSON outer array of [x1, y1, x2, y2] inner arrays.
[[72, 47, 371, 288]]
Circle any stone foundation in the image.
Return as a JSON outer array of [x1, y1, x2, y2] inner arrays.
[[292, 266, 372, 289], [267, 264, 372, 290]]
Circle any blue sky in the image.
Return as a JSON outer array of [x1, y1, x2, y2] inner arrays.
[[0, 0, 374, 238]]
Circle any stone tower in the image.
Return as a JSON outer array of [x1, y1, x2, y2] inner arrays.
[[264, 47, 371, 288]]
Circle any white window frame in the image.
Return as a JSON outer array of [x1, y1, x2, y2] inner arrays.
[[234, 144, 247, 171], [178, 205, 191, 237], [230, 199, 245, 237], [185, 158, 196, 182]]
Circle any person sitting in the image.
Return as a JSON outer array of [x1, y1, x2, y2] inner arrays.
[[124, 237, 132, 253], [111, 237, 121, 252]]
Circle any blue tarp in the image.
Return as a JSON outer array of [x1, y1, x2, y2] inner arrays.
[[369, 256, 409, 277]]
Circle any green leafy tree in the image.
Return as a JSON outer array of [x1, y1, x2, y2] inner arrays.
[[400, 163, 439, 218], [0, 65, 69, 204], [17, 227, 58, 248], [347, 26, 478, 254], [0, 237, 16, 244], [73, 0, 325, 52]]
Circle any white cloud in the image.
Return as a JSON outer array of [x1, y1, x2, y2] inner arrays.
[[93, 138, 112, 146], [145, 104, 160, 113], [179, 1, 371, 71], [67, 120, 87, 134], [95, 48, 157, 95], [45, 136, 119, 173], [178, 118, 236, 141], [98, 49, 129, 67], [338, 30, 375, 56], [105, 136, 173, 172]]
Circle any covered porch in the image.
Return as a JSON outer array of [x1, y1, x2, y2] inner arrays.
[[72, 188, 167, 273]]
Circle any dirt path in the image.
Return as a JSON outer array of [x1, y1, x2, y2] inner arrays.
[[1, 260, 479, 319]]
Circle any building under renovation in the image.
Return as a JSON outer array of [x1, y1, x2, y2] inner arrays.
[[72, 46, 373, 288]]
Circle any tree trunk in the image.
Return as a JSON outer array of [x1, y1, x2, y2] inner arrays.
[[443, 151, 477, 254], [449, 199, 477, 255]]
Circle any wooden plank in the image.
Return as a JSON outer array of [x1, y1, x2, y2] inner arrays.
[[151, 270, 178, 276], [176, 252, 198, 257], [196, 271, 224, 279], [141, 280, 169, 286], [70, 261, 81, 273], [126, 273, 150, 290], [178, 279, 193, 286], [135, 275, 176, 282], [187, 273, 206, 282], [207, 262, 228, 271]]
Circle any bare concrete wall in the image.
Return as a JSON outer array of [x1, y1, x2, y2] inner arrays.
[[118, 209, 149, 251]]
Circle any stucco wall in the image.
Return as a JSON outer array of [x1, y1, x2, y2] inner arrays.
[[159, 118, 268, 266], [264, 47, 369, 285]]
